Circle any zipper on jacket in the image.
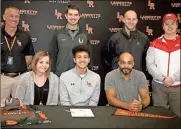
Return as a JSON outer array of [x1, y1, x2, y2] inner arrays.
[[80, 78, 82, 94], [167, 53, 170, 76]]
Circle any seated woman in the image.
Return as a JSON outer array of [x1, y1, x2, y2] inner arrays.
[[15, 51, 59, 105]]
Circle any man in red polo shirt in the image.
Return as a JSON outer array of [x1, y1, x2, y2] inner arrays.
[[146, 13, 180, 117]]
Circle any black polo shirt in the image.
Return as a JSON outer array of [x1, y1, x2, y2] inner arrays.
[[1, 27, 35, 73]]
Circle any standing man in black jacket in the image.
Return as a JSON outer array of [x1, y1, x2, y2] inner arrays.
[[103, 10, 150, 81], [49, 4, 92, 77]]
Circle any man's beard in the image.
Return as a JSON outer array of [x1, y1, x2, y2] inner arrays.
[[121, 68, 132, 75]]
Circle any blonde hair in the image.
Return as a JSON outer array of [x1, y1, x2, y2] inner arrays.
[[31, 51, 51, 77], [4, 6, 19, 15]]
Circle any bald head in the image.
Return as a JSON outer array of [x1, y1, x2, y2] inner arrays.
[[119, 52, 134, 75], [119, 52, 134, 62], [124, 10, 137, 18], [123, 10, 138, 32]]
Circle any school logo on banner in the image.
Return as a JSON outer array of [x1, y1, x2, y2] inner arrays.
[[92, 66, 99, 71], [171, 3, 181, 7], [22, 21, 30, 31], [20, 10, 38, 15], [86, 24, 93, 34], [148, 0, 155, 9], [140, 15, 161, 20], [49, 0, 70, 4], [109, 28, 121, 33], [90, 40, 100, 45], [47, 25, 65, 30], [110, 1, 132, 6], [117, 12, 123, 22], [31, 38, 37, 43], [146, 26, 153, 36], [24, 0, 30, 4], [55, 9, 63, 19], [80, 13, 101, 19], [87, 0, 95, 8]]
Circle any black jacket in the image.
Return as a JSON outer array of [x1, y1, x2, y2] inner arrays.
[[103, 26, 150, 79]]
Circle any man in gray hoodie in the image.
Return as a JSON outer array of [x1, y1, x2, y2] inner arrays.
[[49, 4, 91, 77], [59, 45, 100, 106]]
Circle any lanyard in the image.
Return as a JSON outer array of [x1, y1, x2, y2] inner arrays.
[[4, 36, 16, 54]]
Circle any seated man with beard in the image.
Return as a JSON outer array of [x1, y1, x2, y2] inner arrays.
[[105, 52, 150, 112]]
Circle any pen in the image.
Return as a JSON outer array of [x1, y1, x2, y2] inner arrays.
[[65, 109, 71, 113], [65, 109, 75, 113]]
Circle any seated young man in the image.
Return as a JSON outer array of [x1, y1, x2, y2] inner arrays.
[[59, 45, 101, 106], [105, 52, 150, 112]]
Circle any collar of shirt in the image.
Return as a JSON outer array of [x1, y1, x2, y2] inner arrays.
[[118, 68, 135, 81], [2, 26, 20, 38], [66, 24, 79, 39], [73, 67, 89, 79], [121, 25, 138, 39]]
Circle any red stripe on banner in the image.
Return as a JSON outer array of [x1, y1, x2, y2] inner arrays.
[[114, 109, 176, 119]]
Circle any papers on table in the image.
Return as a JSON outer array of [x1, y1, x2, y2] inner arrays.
[[70, 109, 94, 117]]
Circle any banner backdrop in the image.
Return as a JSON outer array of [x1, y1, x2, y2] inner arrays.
[[1, 0, 180, 105]]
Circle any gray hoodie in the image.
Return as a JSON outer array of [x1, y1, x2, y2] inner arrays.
[[59, 67, 101, 106]]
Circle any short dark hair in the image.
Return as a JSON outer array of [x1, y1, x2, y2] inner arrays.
[[72, 45, 90, 58], [66, 4, 80, 14]]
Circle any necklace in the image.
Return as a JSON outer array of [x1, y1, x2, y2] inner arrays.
[[40, 87, 44, 105]]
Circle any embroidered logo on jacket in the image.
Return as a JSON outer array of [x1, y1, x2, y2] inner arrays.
[[136, 42, 140, 45], [17, 40, 22, 47], [87, 81, 92, 87], [70, 83, 75, 86], [175, 44, 179, 47], [78, 38, 84, 44]]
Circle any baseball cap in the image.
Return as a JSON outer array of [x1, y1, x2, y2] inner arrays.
[[162, 13, 178, 23]]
